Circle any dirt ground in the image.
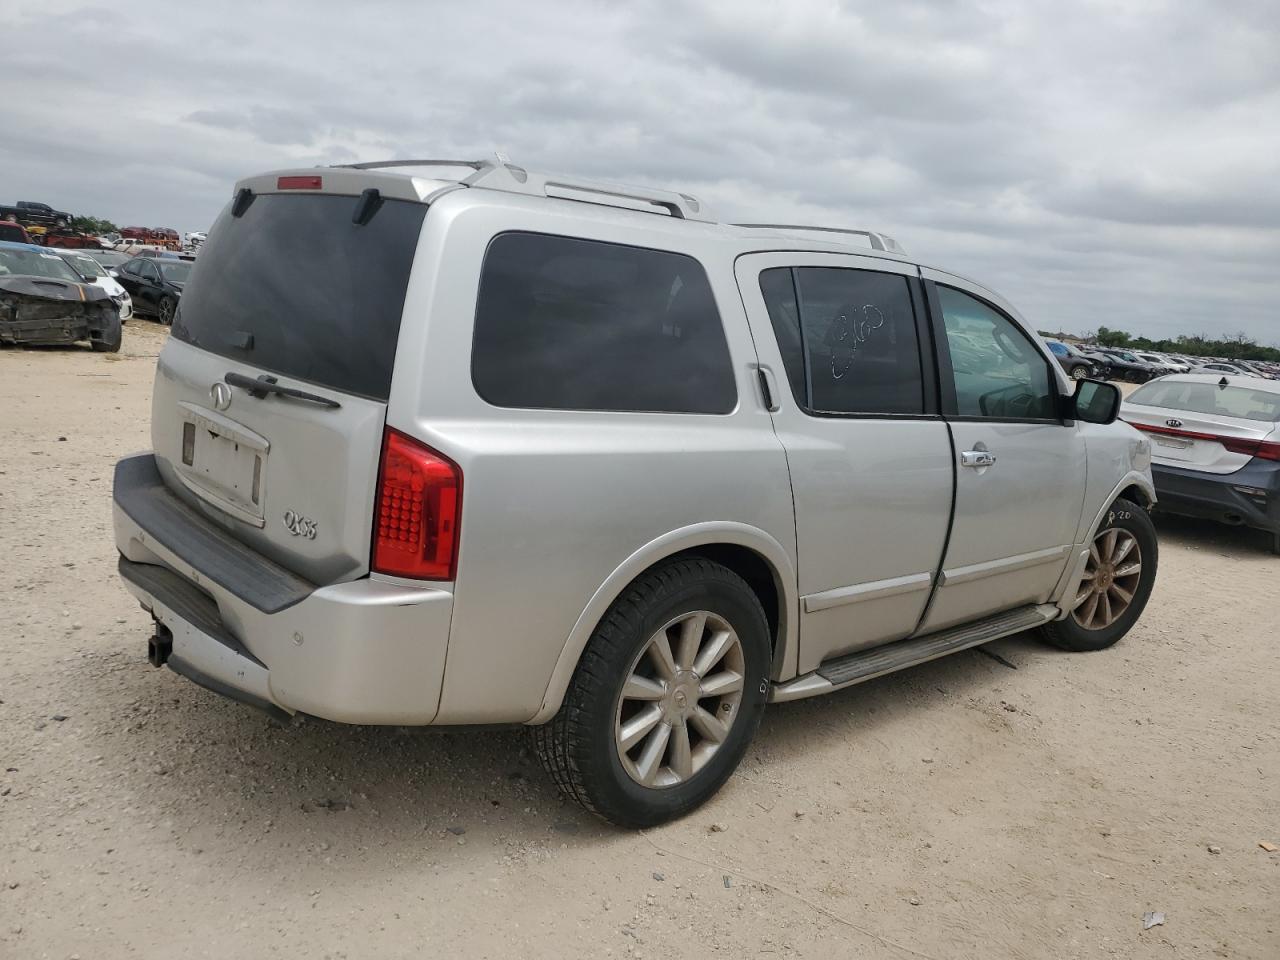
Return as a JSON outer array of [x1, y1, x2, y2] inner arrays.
[[1, 325, 1276, 960]]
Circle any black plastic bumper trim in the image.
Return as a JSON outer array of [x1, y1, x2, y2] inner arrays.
[[114, 454, 315, 614], [1152, 459, 1280, 533], [118, 556, 265, 668], [167, 656, 292, 724]]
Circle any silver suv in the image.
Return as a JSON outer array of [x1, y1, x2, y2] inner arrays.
[[112, 159, 1158, 826]]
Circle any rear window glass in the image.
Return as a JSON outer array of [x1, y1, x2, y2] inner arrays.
[[1128, 380, 1280, 422], [472, 232, 736, 414], [172, 193, 427, 400]]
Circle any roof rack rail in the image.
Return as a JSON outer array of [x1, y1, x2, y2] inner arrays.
[[333, 156, 712, 222], [735, 223, 906, 254], [336, 159, 486, 171]]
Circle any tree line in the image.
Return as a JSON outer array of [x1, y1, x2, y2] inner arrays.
[[1038, 326, 1280, 363]]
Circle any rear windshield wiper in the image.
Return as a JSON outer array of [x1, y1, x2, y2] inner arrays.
[[224, 372, 341, 409]]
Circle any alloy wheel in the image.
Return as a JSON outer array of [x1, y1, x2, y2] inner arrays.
[[1072, 527, 1143, 630], [614, 610, 745, 788]]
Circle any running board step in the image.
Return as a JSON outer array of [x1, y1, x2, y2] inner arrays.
[[770, 604, 1057, 703]]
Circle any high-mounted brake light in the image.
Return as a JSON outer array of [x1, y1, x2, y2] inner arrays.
[[371, 428, 461, 580], [1126, 420, 1280, 462], [277, 175, 323, 190]]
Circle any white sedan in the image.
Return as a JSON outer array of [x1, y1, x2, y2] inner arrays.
[[58, 251, 133, 321]]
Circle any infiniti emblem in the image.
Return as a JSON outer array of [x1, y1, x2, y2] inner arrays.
[[1165, 418, 1183, 428], [210, 381, 232, 411]]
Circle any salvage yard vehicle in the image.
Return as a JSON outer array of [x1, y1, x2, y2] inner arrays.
[[112, 159, 1159, 826], [1045, 339, 1100, 380], [58, 250, 133, 321], [0, 221, 33, 244], [1122, 374, 1280, 554], [114, 256, 191, 324], [1096, 348, 1165, 382], [0, 199, 73, 229], [0, 240, 121, 351]]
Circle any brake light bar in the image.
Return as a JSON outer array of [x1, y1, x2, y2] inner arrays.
[[371, 428, 462, 580], [277, 175, 323, 190], [1125, 420, 1280, 461]]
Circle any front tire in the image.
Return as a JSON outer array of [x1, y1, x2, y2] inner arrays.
[[532, 557, 770, 828], [1040, 498, 1158, 651], [157, 295, 176, 326], [90, 314, 122, 353]]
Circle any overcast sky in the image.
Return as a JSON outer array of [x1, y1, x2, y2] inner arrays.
[[4, 0, 1277, 343]]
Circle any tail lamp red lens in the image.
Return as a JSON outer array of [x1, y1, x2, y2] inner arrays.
[[277, 175, 323, 190], [372, 428, 461, 580], [1126, 420, 1280, 462]]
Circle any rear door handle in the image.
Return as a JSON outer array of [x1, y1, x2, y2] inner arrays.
[[960, 450, 997, 468], [754, 364, 780, 412]]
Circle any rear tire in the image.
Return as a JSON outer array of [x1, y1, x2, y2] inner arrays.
[[532, 557, 770, 828], [1040, 498, 1157, 651]]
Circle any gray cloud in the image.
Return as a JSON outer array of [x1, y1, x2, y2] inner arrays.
[[2, 0, 1277, 343]]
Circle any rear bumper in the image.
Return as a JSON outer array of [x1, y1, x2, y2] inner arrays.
[[113, 454, 454, 724], [1151, 459, 1280, 534]]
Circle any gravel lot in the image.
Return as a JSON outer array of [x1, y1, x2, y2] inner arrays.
[[2, 326, 1277, 959]]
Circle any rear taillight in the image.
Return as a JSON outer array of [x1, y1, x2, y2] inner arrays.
[[277, 175, 322, 190], [371, 428, 461, 580], [1126, 421, 1280, 462]]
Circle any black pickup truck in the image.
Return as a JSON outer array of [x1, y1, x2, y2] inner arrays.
[[1, 200, 73, 229]]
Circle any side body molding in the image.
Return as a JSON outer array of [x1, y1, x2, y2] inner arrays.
[[528, 522, 798, 724]]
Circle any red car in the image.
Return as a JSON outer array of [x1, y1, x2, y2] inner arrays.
[[0, 220, 32, 244]]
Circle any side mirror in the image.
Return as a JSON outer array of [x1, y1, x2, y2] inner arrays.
[[1071, 379, 1121, 425], [81, 275, 97, 284]]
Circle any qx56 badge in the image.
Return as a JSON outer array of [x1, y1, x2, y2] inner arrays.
[[282, 510, 318, 539]]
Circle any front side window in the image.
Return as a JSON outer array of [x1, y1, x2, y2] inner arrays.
[[937, 286, 1057, 420], [758, 266, 924, 415], [472, 233, 736, 414]]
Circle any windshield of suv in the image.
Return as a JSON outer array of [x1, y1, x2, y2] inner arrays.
[[1129, 380, 1280, 422], [157, 261, 193, 282], [0, 247, 83, 282], [173, 192, 427, 399]]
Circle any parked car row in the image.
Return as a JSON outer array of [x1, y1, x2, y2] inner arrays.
[[1045, 340, 1279, 384]]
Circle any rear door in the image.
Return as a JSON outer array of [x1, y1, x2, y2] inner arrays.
[[736, 253, 953, 674], [918, 271, 1087, 632], [152, 187, 428, 584]]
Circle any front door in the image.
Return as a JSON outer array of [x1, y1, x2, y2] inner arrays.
[[918, 270, 1087, 632], [736, 253, 953, 674]]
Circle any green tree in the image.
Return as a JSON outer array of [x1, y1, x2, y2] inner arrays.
[[69, 215, 119, 235], [1094, 325, 1131, 347]]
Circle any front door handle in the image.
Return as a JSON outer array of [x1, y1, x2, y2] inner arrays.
[[960, 450, 997, 468]]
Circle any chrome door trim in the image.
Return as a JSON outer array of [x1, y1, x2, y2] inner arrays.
[[802, 571, 933, 614], [940, 544, 1071, 587]]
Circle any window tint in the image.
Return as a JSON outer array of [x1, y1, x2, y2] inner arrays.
[[937, 286, 1056, 420], [1128, 380, 1280, 422], [758, 266, 924, 415], [472, 232, 735, 414], [173, 193, 427, 400]]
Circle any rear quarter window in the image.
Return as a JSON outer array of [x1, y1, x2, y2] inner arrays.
[[471, 232, 736, 414]]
